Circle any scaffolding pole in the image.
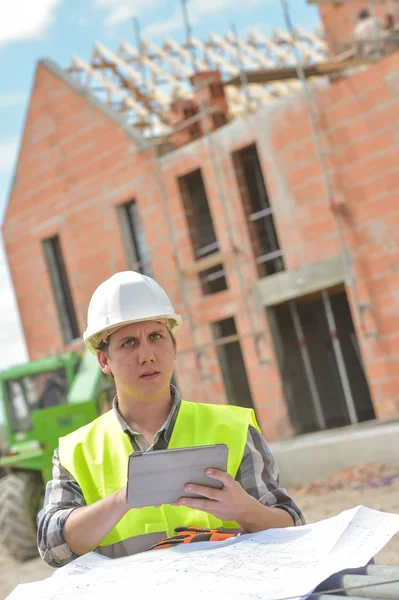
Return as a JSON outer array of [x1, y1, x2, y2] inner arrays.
[[322, 290, 358, 425], [289, 301, 326, 430], [280, 0, 374, 341], [230, 22, 250, 114], [133, 17, 147, 86], [181, 0, 272, 368]]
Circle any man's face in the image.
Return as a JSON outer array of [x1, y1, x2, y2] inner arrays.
[[97, 321, 176, 402]]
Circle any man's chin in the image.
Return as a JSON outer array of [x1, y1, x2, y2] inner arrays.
[[123, 379, 171, 402]]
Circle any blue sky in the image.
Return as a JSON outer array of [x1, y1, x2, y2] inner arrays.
[[0, 0, 320, 374]]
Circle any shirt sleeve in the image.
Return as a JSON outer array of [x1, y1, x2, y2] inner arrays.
[[235, 426, 305, 527], [37, 448, 84, 568]]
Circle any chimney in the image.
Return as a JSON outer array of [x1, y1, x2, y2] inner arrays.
[[168, 98, 201, 148], [190, 70, 228, 132]]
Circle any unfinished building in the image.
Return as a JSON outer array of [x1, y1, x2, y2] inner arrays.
[[2, 1, 399, 440]]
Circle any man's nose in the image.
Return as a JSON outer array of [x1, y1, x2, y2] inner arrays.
[[138, 341, 155, 364]]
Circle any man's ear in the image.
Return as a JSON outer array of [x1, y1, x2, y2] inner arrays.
[[97, 351, 112, 375]]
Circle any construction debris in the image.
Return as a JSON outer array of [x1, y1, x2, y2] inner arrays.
[[291, 464, 399, 496]]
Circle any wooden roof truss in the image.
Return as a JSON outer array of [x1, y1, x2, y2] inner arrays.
[[67, 26, 327, 139]]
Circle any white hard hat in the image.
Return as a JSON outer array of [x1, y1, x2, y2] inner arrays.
[[83, 271, 182, 354]]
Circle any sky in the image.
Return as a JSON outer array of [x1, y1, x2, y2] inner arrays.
[[0, 0, 320, 375]]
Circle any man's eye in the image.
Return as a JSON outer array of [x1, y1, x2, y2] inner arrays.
[[151, 332, 162, 340], [122, 339, 135, 347]]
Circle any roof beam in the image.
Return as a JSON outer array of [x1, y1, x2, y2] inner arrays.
[[225, 56, 377, 86]]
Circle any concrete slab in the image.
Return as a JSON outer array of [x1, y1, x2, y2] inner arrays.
[[270, 419, 399, 487], [253, 254, 346, 308]]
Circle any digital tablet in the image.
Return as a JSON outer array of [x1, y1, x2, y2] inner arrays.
[[126, 443, 228, 509]]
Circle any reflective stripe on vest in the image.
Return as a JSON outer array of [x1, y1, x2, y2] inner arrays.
[[59, 400, 260, 547]]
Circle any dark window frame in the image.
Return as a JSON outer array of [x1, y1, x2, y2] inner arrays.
[[178, 168, 227, 295], [117, 200, 153, 277], [232, 143, 285, 278], [211, 317, 254, 410], [42, 235, 80, 344]]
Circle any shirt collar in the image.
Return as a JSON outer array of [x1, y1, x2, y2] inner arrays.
[[112, 385, 181, 442]]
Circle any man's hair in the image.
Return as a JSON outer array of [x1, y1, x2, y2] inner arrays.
[[359, 9, 370, 20]]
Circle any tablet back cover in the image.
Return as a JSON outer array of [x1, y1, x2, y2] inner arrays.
[[127, 444, 228, 509]]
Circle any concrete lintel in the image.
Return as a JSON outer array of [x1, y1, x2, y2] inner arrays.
[[253, 254, 346, 308]]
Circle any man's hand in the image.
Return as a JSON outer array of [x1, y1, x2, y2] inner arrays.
[[177, 469, 294, 533], [177, 469, 259, 527]]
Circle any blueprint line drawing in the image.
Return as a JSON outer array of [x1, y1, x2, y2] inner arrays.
[[6, 506, 399, 600]]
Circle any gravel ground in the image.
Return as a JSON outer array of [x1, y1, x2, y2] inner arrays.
[[0, 548, 53, 600], [291, 478, 399, 565], [1, 480, 399, 600]]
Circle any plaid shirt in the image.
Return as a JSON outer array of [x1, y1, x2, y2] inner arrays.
[[37, 388, 304, 567]]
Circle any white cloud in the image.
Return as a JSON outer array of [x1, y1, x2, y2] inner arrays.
[[0, 139, 20, 175], [95, 0, 277, 31], [95, 0, 163, 27], [0, 92, 28, 110], [0, 0, 62, 46], [145, 11, 182, 38], [144, 0, 273, 38]]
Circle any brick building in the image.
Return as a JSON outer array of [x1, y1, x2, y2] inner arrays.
[[2, 3, 399, 441]]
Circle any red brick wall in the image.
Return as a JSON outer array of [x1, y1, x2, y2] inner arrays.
[[2, 63, 178, 359], [265, 52, 399, 419], [3, 53, 399, 437]]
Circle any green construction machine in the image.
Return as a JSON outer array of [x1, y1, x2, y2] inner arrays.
[[0, 350, 114, 562]]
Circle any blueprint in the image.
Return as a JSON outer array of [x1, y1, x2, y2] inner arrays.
[[50, 552, 111, 578], [6, 505, 399, 600]]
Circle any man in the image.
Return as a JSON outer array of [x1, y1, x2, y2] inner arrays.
[[37, 271, 304, 566], [354, 9, 384, 57]]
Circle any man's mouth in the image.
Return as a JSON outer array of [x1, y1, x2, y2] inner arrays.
[[140, 371, 160, 380]]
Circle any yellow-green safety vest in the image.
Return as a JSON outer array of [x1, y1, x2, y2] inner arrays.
[[59, 400, 260, 547]]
